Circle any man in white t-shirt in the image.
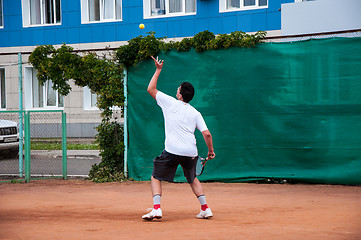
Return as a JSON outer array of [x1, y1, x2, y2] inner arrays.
[[142, 56, 216, 221]]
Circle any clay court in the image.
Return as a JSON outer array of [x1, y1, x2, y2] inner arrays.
[[0, 179, 360, 240]]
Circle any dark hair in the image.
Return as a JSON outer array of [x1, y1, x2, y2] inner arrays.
[[180, 82, 195, 103]]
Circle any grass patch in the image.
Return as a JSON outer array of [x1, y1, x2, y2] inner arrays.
[[31, 139, 100, 150]]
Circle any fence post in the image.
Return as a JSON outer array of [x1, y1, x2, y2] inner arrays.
[[62, 112, 67, 180], [123, 69, 128, 178], [24, 112, 31, 183], [18, 53, 24, 177]]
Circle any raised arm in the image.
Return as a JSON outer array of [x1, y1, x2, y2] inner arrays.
[[202, 130, 215, 160], [147, 56, 164, 99]]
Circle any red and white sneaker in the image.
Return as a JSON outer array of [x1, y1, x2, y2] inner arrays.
[[142, 208, 162, 221], [196, 208, 213, 219]]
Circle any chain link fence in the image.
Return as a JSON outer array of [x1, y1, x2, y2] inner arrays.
[[0, 110, 67, 182], [27, 111, 66, 180], [0, 111, 22, 179]]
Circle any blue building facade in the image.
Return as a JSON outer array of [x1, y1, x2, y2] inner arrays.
[[2, 0, 358, 138], [0, 0, 293, 48]]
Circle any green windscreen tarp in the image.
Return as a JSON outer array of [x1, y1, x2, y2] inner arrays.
[[127, 37, 361, 185]]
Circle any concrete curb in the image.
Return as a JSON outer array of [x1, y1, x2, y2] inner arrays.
[[31, 150, 100, 159]]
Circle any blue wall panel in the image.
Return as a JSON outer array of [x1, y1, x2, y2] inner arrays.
[[167, 20, 182, 38], [269, 0, 282, 11], [44, 28, 58, 45], [33, 30, 45, 45], [180, 18, 196, 37], [91, 26, 105, 43], [252, 12, 268, 32], [196, 1, 210, 18], [125, 0, 142, 7], [115, 24, 127, 40], [1, 31, 9, 46], [79, 27, 92, 43], [153, 20, 169, 38], [237, 14, 252, 32], [65, 12, 81, 28], [20, 29, 33, 46], [223, 15, 238, 33], [119, 24, 136, 40], [7, 15, 21, 30], [194, 18, 209, 35], [209, 17, 223, 34], [9, 31, 21, 46], [128, 6, 143, 24], [55, 28, 68, 43], [67, 27, 80, 43], [5, 1, 20, 16], [66, 0, 80, 12], [103, 25, 117, 41], [0, 0, 286, 48], [267, 10, 281, 30]]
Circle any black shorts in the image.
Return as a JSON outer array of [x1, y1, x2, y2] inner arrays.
[[152, 150, 197, 183]]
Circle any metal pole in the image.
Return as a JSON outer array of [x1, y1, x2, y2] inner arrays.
[[24, 112, 31, 183], [18, 53, 24, 177], [123, 69, 128, 178], [62, 112, 67, 180]]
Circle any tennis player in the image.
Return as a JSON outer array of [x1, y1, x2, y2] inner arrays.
[[142, 56, 216, 220]]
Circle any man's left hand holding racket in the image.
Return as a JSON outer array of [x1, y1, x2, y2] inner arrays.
[[196, 152, 215, 176], [196, 130, 216, 175]]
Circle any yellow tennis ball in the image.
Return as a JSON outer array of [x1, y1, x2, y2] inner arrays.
[[139, 23, 145, 29]]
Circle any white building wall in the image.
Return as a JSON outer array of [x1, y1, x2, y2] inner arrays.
[[0, 44, 122, 138], [282, 0, 361, 36]]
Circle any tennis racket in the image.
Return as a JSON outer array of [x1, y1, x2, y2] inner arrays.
[[196, 156, 209, 176]]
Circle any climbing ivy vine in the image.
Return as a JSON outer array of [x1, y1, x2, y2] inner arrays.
[[29, 30, 266, 182]]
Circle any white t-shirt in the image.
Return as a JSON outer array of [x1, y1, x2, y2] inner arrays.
[[156, 91, 208, 157]]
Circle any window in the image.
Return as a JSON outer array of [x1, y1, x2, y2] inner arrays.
[[25, 67, 64, 109], [0, 0, 3, 28], [0, 69, 5, 109], [81, 0, 122, 23], [144, 0, 196, 18], [83, 87, 98, 110], [220, 0, 267, 12], [22, 0, 61, 27]]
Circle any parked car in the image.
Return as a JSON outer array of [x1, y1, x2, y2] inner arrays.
[[0, 119, 19, 159]]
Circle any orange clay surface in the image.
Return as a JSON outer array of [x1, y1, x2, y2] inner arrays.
[[1, 179, 361, 240]]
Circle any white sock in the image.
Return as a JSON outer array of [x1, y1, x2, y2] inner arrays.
[[153, 194, 161, 207], [197, 195, 207, 205]]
